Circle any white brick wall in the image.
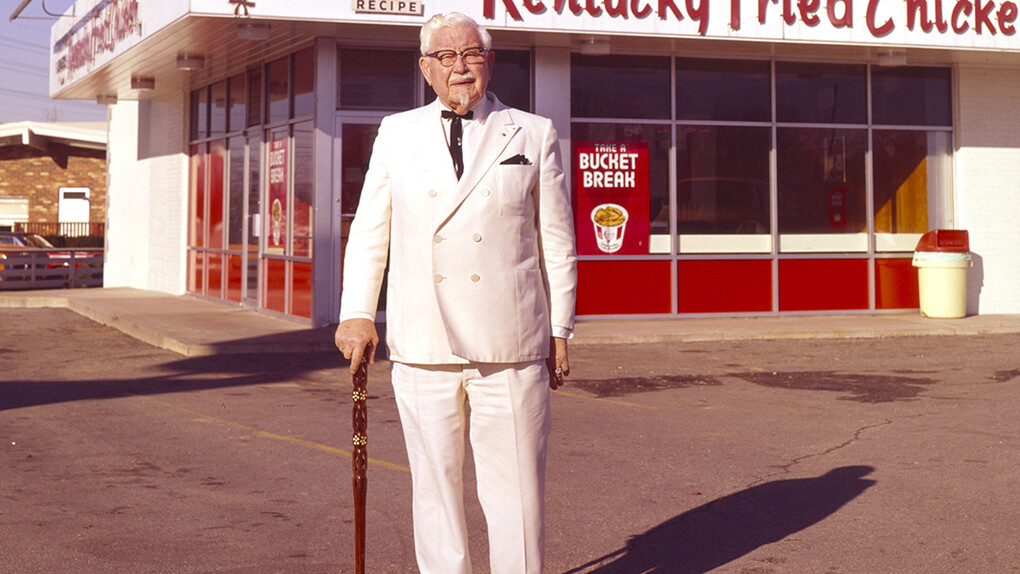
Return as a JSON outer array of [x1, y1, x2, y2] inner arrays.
[[143, 98, 187, 294], [956, 66, 1020, 314], [103, 96, 187, 295], [103, 101, 149, 289]]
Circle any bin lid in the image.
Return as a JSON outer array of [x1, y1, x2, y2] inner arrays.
[[915, 229, 969, 252]]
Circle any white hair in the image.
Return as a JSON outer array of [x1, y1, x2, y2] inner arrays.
[[419, 12, 492, 55]]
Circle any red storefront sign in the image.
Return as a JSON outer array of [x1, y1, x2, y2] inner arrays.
[[268, 137, 288, 250], [574, 141, 650, 255]]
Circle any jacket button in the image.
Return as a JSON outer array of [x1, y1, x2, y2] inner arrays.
[[481, 189, 491, 197], [433, 235, 443, 244], [428, 189, 437, 198], [470, 274, 480, 283], [434, 274, 444, 283], [472, 233, 482, 243]]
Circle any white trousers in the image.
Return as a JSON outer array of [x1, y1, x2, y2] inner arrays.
[[390, 360, 551, 574]]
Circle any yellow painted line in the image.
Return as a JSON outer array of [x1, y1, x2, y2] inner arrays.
[[552, 389, 659, 410], [138, 395, 410, 473]]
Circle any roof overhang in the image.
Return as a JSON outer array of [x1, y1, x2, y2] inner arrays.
[[0, 121, 107, 151], [49, 0, 1020, 105]]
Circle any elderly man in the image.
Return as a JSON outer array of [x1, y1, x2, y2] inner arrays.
[[334, 11, 577, 574]]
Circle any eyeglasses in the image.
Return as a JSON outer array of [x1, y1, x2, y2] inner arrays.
[[426, 47, 488, 67]]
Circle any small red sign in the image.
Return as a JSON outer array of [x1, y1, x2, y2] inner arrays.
[[574, 141, 650, 256]]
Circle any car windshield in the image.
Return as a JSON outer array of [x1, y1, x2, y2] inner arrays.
[[0, 234, 55, 248], [23, 234, 55, 248]]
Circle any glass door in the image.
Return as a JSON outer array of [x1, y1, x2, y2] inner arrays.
[[243, 133, 261, 306], [333, 116, 387, 319]]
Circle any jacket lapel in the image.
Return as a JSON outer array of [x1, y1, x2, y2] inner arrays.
[[436, 98, 520, 230], [411, 101, 460, 187]]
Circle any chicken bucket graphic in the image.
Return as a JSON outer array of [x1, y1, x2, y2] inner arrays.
[[590, 203, 629, 253]]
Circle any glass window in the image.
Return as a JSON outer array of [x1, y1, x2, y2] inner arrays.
[[292, 122, 314, 258], [340, 122, 387, 311], [207, 140, 226, 250], [267, 56, 290, 124], [873, 130, 953, 250], [872, 66, 951, 126], [572, 55, 671, 119], [676, 59, 771, 122], [293, 46, 315, 118], [228, 74, 246, 133], [339, 48, 416, 111], [247, 68, 262, 127], [246, 133, 260, 298], [228, 136, 245, 248], [191, 88, 208, 141], [209, 80, 227, 138], [340, 124, 379, 217], [490, 50, 532, 112], [776, 62, 867, 124], [572, 122, 672, 254], [189, 143, 205, 247], [777, 128, 867, 250], [677, 125, 771, 252]]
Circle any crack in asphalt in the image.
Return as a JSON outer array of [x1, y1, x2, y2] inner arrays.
[[749, 419, 894, 487]]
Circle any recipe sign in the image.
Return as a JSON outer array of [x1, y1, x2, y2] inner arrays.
[[574, 141, 650, 256]]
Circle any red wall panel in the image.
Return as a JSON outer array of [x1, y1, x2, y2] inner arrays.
[[678, 260, 773, 313], [577, 260, 672, 315], [291, 262, 313, 319], [875, 258, 919, 309], [264, 258, 287, 314], [226, 254, 243, 303], [779, 259, 869, 311]]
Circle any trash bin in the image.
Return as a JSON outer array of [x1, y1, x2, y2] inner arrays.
[[912, 229, 971, 318]]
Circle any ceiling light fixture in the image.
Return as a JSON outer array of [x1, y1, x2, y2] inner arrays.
[[176, 53, 205, 71], [877, 50, 907, 66], [131, 76, 155, 90], [579, 37, 611, 56], [238, 22, 270, 40]]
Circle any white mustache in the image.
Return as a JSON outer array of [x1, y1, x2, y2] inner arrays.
[[449, 73, 476, 85]]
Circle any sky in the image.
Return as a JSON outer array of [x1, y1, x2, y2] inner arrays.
[[0, 0, 107, 124]]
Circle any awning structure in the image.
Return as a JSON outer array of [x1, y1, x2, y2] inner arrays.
[[0, 121, 107, 151], [46, 0, 1020, 106], [47, 3, 420, 104]]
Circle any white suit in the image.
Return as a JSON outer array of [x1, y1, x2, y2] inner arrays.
[[339, 93, 577, 574], [339, 93, 576, 362]]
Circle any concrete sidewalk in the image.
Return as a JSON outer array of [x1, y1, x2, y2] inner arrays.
[[2, 286, 1019, 356]]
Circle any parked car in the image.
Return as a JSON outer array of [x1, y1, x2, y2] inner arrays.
[[0, 231, 57, 249], [0, 232, 70, 279]]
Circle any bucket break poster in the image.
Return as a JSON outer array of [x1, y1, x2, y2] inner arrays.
[[574, 141, 650, 255], [268, 137, 288, 252]]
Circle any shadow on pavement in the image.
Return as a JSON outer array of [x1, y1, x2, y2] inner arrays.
[[569, 466, 876, 574], [0, 315, 395, 413], [0, 351, 350, 412]]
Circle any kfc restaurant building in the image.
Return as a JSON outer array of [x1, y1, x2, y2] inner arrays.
[[51, 0, 1020, 325]]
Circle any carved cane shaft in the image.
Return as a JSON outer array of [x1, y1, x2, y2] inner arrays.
[[352, 357, 368, 574]]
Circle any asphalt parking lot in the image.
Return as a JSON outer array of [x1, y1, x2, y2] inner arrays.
[[2, 306, 1019, 573]]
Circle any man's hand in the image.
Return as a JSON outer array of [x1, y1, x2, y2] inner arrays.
[[335, 318, 379, 374], [546, 336, 570, 390]]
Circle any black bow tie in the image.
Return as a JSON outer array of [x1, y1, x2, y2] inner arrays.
[[442, 110, 473, 179], [441, 110, 474, 120]]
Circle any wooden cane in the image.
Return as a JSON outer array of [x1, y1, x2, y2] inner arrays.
[[352, 356, 369, 574]]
